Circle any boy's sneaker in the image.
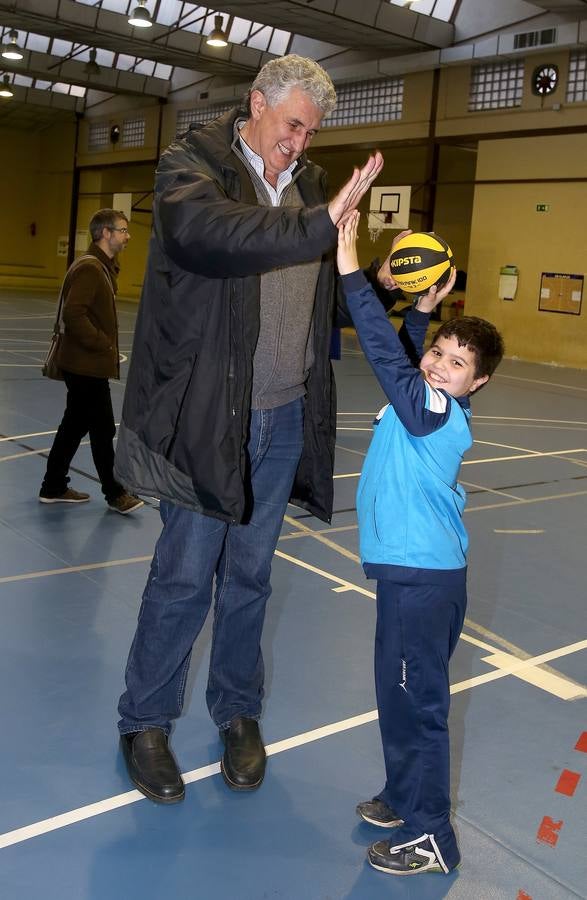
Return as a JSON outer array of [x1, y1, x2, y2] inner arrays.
[[356, 798, 404, 828], [368, 835, 453, 876], [108, 492, 144, 515], [39, 488, 90, 504]]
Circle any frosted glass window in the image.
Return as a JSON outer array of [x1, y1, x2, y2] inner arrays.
[[88, 122, 110, 150], [269, 29, 290, 56], [51, 39, 74, 56], [26, 33, 50, 53], [176, 101, 234, 134], [13, 73, 33, 87], [247, 24, 273, 52], [469, 61, 524, 111], [326, 77, 404, 128], [229, 18, 253, 44], [122, 117, 146, 147], [132, 59, 156, 76], [157, 0, 184, 26], [116, 54, 135, 71], [567, 50, 587, 103], [96, 48, 115, 67], [154, 63, 173, 79], [389, 0, 458, 19]]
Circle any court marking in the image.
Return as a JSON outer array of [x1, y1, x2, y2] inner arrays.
[[495, 373, 587, 393], [0, 637, 585, 852]]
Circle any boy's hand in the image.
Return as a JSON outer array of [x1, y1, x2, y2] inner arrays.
[[413, 266, 457, 313], [337, 210, 361, 276], [377, 229, 412, 291]]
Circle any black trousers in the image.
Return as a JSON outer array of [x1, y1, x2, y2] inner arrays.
[[42, 371, 123, 502]]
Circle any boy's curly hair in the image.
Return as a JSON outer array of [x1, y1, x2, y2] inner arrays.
[[434, 317, 504, 379]]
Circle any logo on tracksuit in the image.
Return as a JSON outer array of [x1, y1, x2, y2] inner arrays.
[[399, 659, 408, 692]]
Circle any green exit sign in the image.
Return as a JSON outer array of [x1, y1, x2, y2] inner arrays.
[[536, 203, 550, 212]]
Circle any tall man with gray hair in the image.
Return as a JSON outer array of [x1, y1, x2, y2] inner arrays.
[[115, 55, 385, 802]]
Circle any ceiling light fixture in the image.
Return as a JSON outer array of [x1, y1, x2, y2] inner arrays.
[[128, 1, 153, 28], [0, 73, 14, 97], [85, 48, 101, 77], [206, 15, 228, 48], [1, 29, 24, 61]]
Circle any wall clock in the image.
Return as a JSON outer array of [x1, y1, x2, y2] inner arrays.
[[532, 64, 558, 96]]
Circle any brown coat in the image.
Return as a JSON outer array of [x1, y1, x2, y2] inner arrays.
[[56, 244, 120, 379]]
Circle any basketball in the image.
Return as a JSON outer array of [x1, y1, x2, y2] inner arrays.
[[388, 232, 454, 294]]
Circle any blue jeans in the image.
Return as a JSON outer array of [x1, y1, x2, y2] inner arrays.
[[118, 397, 304, 734]]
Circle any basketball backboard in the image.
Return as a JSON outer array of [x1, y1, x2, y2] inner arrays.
[[368, 185, 411, 239]]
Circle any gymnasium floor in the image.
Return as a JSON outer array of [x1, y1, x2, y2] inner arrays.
[[0, 291, 585, 900]]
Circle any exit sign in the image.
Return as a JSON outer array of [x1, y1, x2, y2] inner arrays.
[[536, 203, 550, 212]]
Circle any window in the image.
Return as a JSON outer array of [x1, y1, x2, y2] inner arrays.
[[88, 122, 109, 150], [122, 117, 146, 147], [326, 78, 403, 127], [567, 50, 587, 103], [176, 102, 234, 135], [469, 61, 524, 111]]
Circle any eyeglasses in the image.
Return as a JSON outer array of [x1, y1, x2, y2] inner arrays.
[[109, 226, 130, 234]]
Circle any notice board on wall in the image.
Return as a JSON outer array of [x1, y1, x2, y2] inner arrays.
[[539, 272, 583, 315]]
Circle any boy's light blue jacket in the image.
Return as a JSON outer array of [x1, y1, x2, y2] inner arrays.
[[341, 270, 473, 585]]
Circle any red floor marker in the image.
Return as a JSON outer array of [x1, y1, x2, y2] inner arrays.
[[536, 816, 563, 846], [574, 731, 587, 753], [555, 769, 581, 796], [517, 891, 532, 900]]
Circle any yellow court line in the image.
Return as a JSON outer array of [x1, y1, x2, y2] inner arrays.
[[282, 515, 360, 563]]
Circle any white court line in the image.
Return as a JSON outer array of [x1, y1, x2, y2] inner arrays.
[[332, 447, 587, 481], [0, 425, 120, 443], [0, 429, 59, 442], [463, 448, 586, 465], [474, 416, 587, 425], [0, 639, 584, 851], [494, 529, 544, 534], [460, 480, 523, 501], [495, 372, 587, 392]]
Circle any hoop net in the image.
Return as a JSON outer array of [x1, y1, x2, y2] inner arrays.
[[368, 210, 386, 243]]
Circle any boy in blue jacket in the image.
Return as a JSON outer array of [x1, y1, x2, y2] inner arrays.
[[337, 213, 504, 876]]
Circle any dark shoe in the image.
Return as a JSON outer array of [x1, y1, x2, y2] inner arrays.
[[120, 729, 185, 803], [108, 492, 144, 515], [368, 836, 454, 876], [220, 716, 266, 791], [356, 798, 404, 828], [39, 487, 90, 504]]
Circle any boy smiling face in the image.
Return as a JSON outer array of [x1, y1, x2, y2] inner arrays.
[[420, 334, 488, 398]]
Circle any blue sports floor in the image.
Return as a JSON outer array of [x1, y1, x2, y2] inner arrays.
[[0, 291, 585, 900]]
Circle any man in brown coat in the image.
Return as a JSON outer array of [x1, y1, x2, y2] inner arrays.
[[39, 208, 143, 514]]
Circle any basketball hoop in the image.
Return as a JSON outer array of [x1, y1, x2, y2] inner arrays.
[[368, 211, 384, 243]]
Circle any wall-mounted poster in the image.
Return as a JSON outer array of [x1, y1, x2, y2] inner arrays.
[[539, 272, 583, 315]]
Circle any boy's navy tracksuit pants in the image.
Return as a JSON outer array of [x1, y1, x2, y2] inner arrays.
[[373, 577, 467, 871]]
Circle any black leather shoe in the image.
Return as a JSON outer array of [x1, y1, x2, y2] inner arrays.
[[220, 716, 266, 791], [120, 729, 185, 803]]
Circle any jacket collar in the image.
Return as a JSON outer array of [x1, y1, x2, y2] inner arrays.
[[89, 242, 120, 275]]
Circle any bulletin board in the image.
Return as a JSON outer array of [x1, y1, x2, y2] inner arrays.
[[539, 272, 583, 315]]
